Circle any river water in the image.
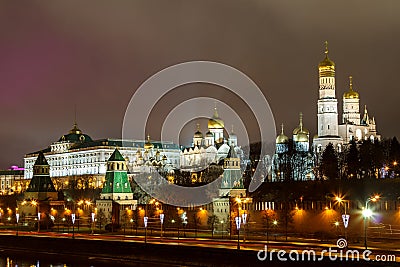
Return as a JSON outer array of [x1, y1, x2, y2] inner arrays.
[[0, 253, 179, 267], [0, 255, 100, 267]]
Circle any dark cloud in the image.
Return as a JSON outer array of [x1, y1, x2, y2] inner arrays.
[[0, 1, 399, 168]]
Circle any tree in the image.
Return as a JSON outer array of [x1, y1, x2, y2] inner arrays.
[[192, 213, 201, 237], [278, 202, 294, 241], [345, 140, 360, 178], [389, 137, 400, 162], [121, 210, 129, 235], [207, 214, 217, 237], [97, 209, 107, 230], [359, 140, 384, 179], [320, 143, 338, 180]]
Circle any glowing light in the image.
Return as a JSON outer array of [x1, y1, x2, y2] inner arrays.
[[334, 221, 339, 226], [362, 208, 372, 218], [273, 220, 278, 226]]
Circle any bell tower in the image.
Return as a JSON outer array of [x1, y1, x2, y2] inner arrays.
[[317, 41, 339, 137]]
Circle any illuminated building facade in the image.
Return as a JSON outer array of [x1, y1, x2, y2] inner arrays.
[[180, 107, 244, 173], [24, 123, 180, 188], [313, 41, 381, 153], [270, 42, 381, 181], [0, 167, 27, 195]]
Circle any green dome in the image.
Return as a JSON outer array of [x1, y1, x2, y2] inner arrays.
[[59, 123, 93, 143]]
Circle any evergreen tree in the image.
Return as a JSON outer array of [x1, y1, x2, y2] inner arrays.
[[389, 137, 400, 162], [320, 143, 338, 180], [359, 140, 384, 178], [359, 140, 373, 178], [345, 140, 360, 179], [373, 141, 385, 178]]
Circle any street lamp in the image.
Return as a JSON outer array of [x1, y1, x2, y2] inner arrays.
[[31, 200, 40, 232], [241, 213, 247, 242], [335, 195, 349, 243], [272, 220, 278, 240], [334, 221, 340, 236], [363, 195, 380, 249], [220, 220, 224, 239], [235, 216, 241, 250], [91, 212, 95, 234], [16, 208, 19, 236], [144, 215, 148, 243], [71, 213, 76, 239], [160, 213, 164, 237]]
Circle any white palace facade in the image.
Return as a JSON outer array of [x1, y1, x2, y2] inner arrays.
[[24, 123, 181, 187]]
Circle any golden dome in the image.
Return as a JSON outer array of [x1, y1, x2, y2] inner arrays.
[[194, 123, 203, 138], [318, 41, 335, 78], [208, 107, 224, 129], [69, 123, 82, 135], [294, 132, 308, 143], [276, 124, 289, 144], [293, 113, 309, 135], [194, 131, 203, 138], [318, 41, 335, 67], [343, 76, 359, 99], [144, 135, 154, 150], [319, 57, 335, 68]]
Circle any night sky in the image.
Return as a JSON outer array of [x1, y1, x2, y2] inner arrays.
[[1, 1, 399, 168]]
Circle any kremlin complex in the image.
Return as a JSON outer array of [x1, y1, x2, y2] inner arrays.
[[0, 42, 392, 237]]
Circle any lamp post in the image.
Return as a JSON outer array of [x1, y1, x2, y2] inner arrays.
[[144, 198, 155, 244], [16, 208, 19, 236], [335, 196, 349, 244], [272, 220, 278, 240], [235, 216, 241, 250], [71, 213, 76, 239], [159, 213, 164, 237], [363, 195, 380, 249], [144, 215, 148, 243], [91, 212, 95, 234], [265, 209, 270, 243], [31, 200, 40, 232], [241, 213, 247, 242], [220, 220, 224, 239]]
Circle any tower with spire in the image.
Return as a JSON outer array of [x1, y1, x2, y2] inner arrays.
[[96, 148, 137, 225], [24, 152, 58, 201], [342, 76, 361, 125], [338, 77, 381, 143], [313, 41, 343, 153]]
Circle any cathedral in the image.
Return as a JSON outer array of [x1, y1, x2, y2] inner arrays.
[[180, 107, 244, 173], [271, 41, 381, 181]]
